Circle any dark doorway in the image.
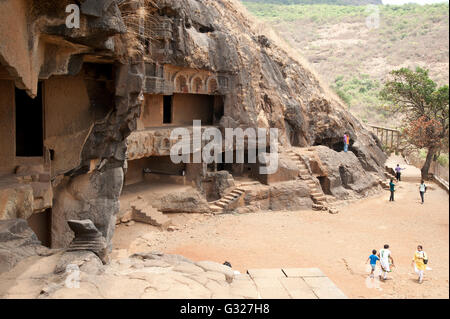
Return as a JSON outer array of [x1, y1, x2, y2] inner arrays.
[[163, 95, 173, 124], [27, 209, 52, 248], [213, 96, 225, 124], [318, 176, 332, 195], [15, 83, 44, 157]]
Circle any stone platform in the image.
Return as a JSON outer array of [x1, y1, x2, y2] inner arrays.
[[247, 268, 347, 299]]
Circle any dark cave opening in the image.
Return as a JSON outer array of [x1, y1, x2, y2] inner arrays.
[[318, 176, 332, 195], [15, 83, 44, 157]]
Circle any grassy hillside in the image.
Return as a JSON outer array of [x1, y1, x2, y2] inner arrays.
[[242, 2, 449, 126], [243, 0, 382, 5]]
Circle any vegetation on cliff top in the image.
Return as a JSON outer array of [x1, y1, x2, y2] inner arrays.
[[242, 1, 449, 127], [243, 0, 382, 5]]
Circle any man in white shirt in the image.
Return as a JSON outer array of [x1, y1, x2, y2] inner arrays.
[[419, 180, 427, 204], [378, 244, 395, 281]]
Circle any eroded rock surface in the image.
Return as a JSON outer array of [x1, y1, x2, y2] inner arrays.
[[0, 251, 257, 299], [0, 219, 51, 274]]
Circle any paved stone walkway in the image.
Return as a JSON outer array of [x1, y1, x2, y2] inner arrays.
[[0, 250, 347, 299], [247, 268, 347, 299]]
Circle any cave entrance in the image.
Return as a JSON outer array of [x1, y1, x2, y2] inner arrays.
[[172, 94, 214, 125], [213, 95, 225, 125], [217, 150, 260, 184], [314, 137, 354, 154], [124, 156, 187, 187], [318, 176, 332, 195], [120, 156, 195, 220], [163, 95, 173, 124], [15, 83, 44, 157], [27, 209, 51, 248]]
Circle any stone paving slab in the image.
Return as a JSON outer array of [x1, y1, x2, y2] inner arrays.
[[282, 268, 325, 278], [302, 276, 337, 288], [247, 268, 286, 279], [229, 274, 259, 299], [251, 277, 291, 299], [302, 276, 347, 299], [310, 287, 348, 299], [246, 268, 347, 299], [279, 277, 318, 299]]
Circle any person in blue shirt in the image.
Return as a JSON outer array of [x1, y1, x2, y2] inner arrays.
[[389, 179, 396, 202], [366, 249, 380, 278]]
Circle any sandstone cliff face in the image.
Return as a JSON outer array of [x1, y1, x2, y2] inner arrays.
[[152, 0, 386, 174], [0, 0, 144, 249], [1, 0, 387, 259]]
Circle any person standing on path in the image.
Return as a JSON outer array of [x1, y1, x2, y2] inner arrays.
[[366, 250, 380, 279], [378, 244, 394, 281], [395, 164, 405, 182], [389, 179, 396, 202], [343, 133, 350, 153], [419, 180, 427, 204], [412, 245, 428, 284]]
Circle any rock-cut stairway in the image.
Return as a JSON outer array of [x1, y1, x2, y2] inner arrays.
[[209, 188, 246, 214], [286, 149, 338, 214], [129, 197, 172, 228]]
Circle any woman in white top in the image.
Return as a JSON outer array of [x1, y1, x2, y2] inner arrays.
[[419, 180, 427, 204]]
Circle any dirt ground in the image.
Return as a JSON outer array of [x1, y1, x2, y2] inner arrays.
[[113, 159, 449, 299]]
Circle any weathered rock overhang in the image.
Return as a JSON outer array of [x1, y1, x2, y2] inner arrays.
[[0, 0, 145, 251]]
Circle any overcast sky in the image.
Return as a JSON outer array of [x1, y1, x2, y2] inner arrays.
[[383, 0, 448, 4]]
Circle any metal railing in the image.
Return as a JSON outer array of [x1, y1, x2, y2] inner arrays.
[[367, 124, 401, 151]]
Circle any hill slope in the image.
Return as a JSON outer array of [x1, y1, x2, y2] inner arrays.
[[242, 2, 449, 126], [244, 0, 382, 5]]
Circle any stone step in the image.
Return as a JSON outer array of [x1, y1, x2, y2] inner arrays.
[[212, 188, 246, 210], [209, 204, 223, 213], [133, 208, 171, 228], [312, 204, 326, 211], [130, 198, 171, 228], [328, 207, 339, 214], [313, 197, 327, 204], [311, 192, 324, 197], [215, 201, 228, 208], [130, 199, 148, 210]]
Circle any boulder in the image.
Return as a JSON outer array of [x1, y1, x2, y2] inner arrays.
[[155, 189, 211, 214], [196, 260, 235, 283], [314, 146, 380, 199], [0, 219, 49, 273], [66, 220, 108, 263]]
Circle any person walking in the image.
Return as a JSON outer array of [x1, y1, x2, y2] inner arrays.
[[389, 179, 396, 202], [378, 244, 394, 281], [411, 245, 428, 284], [366, 249, 380, 279], [395, 164, 405, 182], [343, 133, 350, 153], [419, 180, 427, 204]]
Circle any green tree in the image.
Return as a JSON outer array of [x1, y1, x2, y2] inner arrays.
[[380, 67, 449, 180]]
